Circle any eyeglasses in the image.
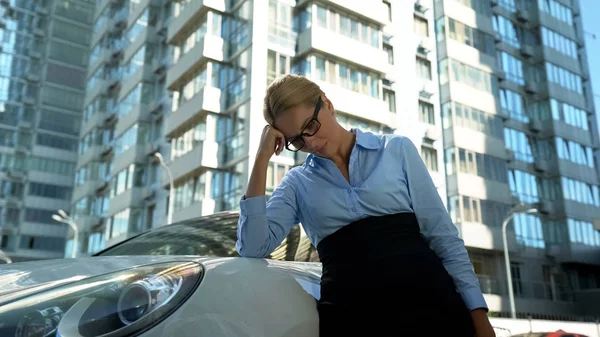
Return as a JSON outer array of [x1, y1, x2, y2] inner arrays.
[[285, 99, 322, 152]]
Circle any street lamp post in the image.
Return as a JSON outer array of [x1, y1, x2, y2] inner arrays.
[[0, 250, 11, 264], [52, 210, 79, 259], [502, 203, 539, 319], [154, 152, 174, 225]]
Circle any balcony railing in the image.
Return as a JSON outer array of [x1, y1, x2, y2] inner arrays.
[[477, 275, 575, 302], [267, 20, 297, 50]]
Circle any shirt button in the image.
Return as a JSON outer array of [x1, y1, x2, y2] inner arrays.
[[352, 208, 357, 212], [347, 189, 352, 194]]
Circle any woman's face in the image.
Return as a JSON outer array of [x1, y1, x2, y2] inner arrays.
[[274, 95, 339, 157]]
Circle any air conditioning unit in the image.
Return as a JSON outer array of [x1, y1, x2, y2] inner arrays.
[[538, 201, 555, 214], [511, 196, 520, 206], [424, 126, 440, 141], [515, 9, 530, 22], [496, 70, 507, 81], [534, 160, 549, 172], [505, 148, 515, 161], [25, 73, 39, 82], [520, 45, 535, 58], [525, 82, 539, 94], [23, 97, 35, 105], [29, 50, 41, 59], [144, 188, 155, 200], [529, 119, 543, 132]]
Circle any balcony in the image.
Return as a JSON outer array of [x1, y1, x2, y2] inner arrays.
[[94, 0, 115, 21], [112, 144, 155, 177], [546, 241, 600, 266], [24, 196, 69, 212], [564, 200, 600, 223], [312, 80, 394, 128], [87, 49, 109, 79], [297, 26, 387, 74], [115, 104, 151, 138], [80, 112, 108, 137], [119, 65, 154, 101], [76, 145, 109, 170], [110, 7, 128, 34], [76, 215, 102, 233], [297, 0, 388, 25], [172, 198, 217, 223], [458, 221, 519, 252], [149, 94, 172, 115], [126, 0, 159, 29], [165, 86, 223, 138], [72, 180, 104, 203], [167, 0, 226, 44], [161, 142, 219, 187], [91, 20, 109, 48], [557, 160, 597, 185], [166, 34, 225, 90], [107, 187, 152, 217], [84, 79, 108, 107], [446, 174, 512, 204], [123, 26, 158, 63]]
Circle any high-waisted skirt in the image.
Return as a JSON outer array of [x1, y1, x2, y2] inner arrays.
[[316, 213, 475, 336]]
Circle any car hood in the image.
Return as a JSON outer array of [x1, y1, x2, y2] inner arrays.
[[0, 255, 224, 304]]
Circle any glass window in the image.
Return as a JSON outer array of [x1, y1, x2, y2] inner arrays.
[[416, 57, 432, 80], [419, 101, 435, 124], [421, 146, 438, 172], [498, 52, 524, 85], [414, 16, 429, 37], [52, 19, 91, 46], [383, 88, 396, 113]]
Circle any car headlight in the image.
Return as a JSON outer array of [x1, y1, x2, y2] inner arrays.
[[0, 262, 203, 337]]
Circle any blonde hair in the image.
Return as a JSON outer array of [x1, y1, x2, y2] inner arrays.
[[264, 74, 323, 126]]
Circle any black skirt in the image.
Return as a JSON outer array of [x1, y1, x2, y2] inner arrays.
[[316, 213, 475, 336]]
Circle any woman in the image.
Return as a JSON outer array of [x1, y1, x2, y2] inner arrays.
[[236, 74, 496, 336]]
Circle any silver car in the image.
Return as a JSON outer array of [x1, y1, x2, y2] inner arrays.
[[0, 211, 323, 337]]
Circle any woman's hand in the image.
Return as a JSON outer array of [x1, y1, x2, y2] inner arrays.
[[471, 309, 496, 337], [257, 125, 286, 160]]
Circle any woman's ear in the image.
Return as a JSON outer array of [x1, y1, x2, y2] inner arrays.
[[321, 94, 334, 114]]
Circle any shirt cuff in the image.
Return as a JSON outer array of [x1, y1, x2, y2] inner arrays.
[[240, 194, 268, 216], [460, 287, 489, 312]]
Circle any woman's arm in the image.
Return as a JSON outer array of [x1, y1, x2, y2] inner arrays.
[[236, 156, 300, 258], [397, 136, 495, 336]]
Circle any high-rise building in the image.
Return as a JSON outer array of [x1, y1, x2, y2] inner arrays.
[[75, 0, 446, 257], [0, 0, 93, 262], [73, 0, 170, 255], [74, 0, 600, 319], [435, 0, 600, 318]]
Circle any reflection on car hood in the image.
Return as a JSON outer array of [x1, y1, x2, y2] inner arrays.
[[0, 255, 221, 304]]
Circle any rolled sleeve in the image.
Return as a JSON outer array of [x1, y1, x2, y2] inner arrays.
[[398, 136, 488, 311], [240, 195, 268, 216]]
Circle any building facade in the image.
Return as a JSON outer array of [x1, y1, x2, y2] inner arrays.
[[72, 0, 600, 319], [0, 0, 93, 262], [435, 0, 600, 318], [74, 0, 443, 256]]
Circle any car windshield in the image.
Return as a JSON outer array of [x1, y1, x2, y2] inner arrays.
[[95, 212, 320, 262], [96, 213, 241, 257]]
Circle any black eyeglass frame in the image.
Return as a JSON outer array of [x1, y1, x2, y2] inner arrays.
[[284, 98, 323, 152]]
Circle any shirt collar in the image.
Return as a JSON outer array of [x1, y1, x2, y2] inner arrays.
[[305, 128, 381, 168]]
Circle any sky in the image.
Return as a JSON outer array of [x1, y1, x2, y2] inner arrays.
[[580, 0, 600, 128]]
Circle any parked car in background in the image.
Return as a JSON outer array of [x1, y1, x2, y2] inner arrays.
[[511, 330, 589, 337]]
